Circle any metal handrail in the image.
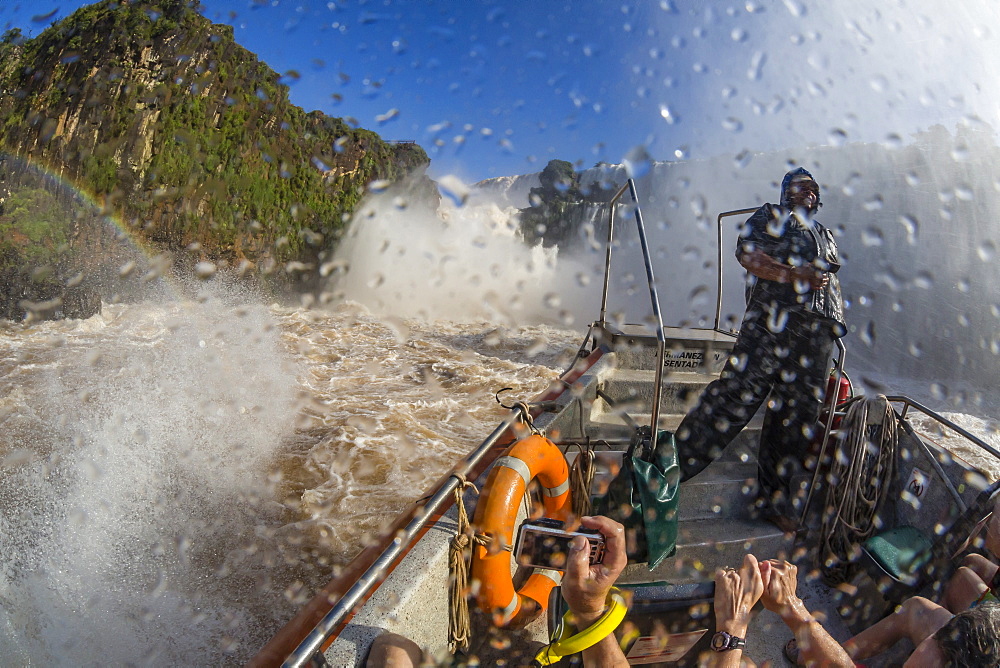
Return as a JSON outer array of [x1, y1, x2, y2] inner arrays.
[[597, 178, 667, 433], [887, 395, 1000, 463], [715, 207, 758, 332], [281, 412, 524, 668], [799, 388, 1000, 524], [800, 338, 848, 524], [273, 344, 605, 667]]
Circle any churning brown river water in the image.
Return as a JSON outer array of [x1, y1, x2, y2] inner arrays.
[[0, 296, 581, 665], [2, 295, 998, 665]]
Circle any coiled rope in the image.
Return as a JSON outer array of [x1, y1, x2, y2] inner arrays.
[[818, 395, 899, 584]]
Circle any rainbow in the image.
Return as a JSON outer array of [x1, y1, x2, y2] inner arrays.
[[2, 151, 188, 300]]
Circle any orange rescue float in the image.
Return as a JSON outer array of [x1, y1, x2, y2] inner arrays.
[[471, 434, 572, 626]]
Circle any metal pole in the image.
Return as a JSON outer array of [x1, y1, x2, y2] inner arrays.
[[884, 396, 1000, 462], [800, 339, 847, 524], [598, 183, 630, 328], [715, 208, 758, 332], [626, 178, 666, 435]]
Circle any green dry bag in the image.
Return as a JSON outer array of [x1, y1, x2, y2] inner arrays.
[[592, 428, 679, 570]]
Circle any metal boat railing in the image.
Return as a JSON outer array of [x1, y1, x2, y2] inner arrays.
[[799, 389, 1000, 522], [597, 178, 668, 435], [272, 346, 604, 668], [715, 207, 758, 333], [281, 413, 522, 668], [800, 338, 848, 524], [888, 396, 1000, 513]]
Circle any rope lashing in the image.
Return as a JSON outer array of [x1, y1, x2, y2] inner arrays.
[[495, 388, 540, 435], [448, 474, 479, 652], [570, 443, 596, 519]]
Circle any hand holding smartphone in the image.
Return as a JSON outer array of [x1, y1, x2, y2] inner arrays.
[[514, 518, 606, 571]]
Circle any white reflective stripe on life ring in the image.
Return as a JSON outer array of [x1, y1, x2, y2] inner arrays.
[[534, 568, 563, 585], [541, 479, 569, 497], [495, 455, 569, 497], [498, 592, 519, 623], [495, 456, 531, 489]]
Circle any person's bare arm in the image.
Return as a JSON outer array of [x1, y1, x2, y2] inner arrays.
[[739, 249, 828, 290], [760, 560, 854, 668], [710, 554, 764, 668], [561, 516, 629, 667]]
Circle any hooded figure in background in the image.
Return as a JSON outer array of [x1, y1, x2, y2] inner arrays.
[[670, 167, 846, 532]]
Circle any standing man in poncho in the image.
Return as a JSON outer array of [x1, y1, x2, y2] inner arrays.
[[671, 167, 846, 532]]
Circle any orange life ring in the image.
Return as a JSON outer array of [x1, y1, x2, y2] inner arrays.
[[471, 434, 572, 626]]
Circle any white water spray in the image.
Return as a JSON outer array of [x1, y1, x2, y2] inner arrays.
[[0, 295, 300, 664], [327, 178, 604, 327]]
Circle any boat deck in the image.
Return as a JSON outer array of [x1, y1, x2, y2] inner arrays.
[[312, 324, 995, 667]]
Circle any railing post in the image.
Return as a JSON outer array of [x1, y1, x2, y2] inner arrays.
[[598, 183, 630, 328]]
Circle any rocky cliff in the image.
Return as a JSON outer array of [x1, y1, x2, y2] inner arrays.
[[0, 0, 432, 320], [518, 159, 618, 249]]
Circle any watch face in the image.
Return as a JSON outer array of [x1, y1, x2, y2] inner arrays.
[[711, 631, 744, 651]]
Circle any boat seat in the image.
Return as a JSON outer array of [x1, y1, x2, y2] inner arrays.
[[861, 525, 933, 586], [859, 483, 1000, 614]]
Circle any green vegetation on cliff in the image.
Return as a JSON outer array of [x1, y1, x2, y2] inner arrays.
[[0, 0, 430, 268]]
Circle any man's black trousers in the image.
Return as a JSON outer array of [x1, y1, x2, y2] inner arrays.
[[672, 305, 836, 513]]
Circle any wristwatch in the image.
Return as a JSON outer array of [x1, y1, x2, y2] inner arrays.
[[710, 630, 747, 652]]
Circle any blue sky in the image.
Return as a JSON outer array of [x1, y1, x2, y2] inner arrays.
[[4, 1, 1000, 183]]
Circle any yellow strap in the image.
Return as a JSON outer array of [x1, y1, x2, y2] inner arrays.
[[534, 588, 628, 665]]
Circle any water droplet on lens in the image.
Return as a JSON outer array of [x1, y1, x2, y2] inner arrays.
[[828, 128, 847, 146], [659, 104, 677, 124], [624, 146, 652, 178], [861, 320, 876, 347], [899, 215, 918, 245], [747, 51, 765, 80], [978, 241, 996, 262], [690, 195, 707, 218], [861, 227, 883, 247], [722, 117, 743, 132], [195, 261, 216, 279], [863, 196, 883, 211], [436, 175, 469, 206], [883, 133, 902, 149]]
